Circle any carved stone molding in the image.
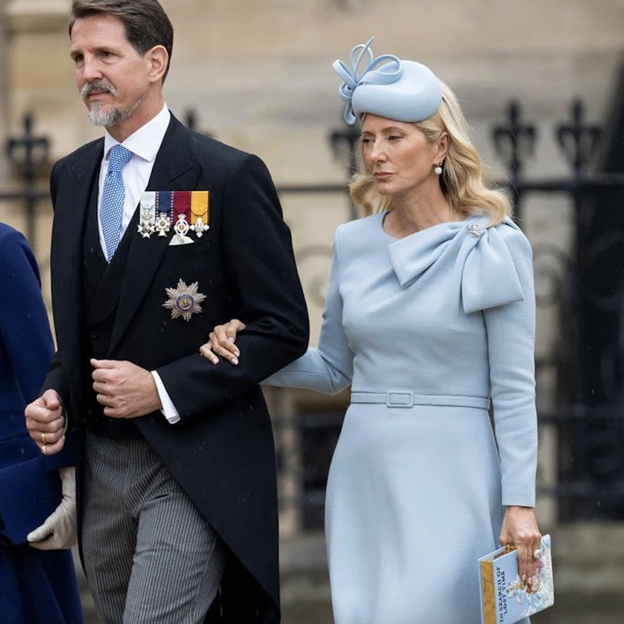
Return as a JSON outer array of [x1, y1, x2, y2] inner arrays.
[[5, 0, 68, 34]]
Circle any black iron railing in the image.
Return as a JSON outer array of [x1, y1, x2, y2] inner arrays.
[[3, 99, 624, 524]]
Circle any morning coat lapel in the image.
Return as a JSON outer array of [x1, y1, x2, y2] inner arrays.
[[51, 140, 103, 366], [109, 116, 202, 353]]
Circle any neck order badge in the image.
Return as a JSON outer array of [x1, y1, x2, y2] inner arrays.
[[101, 144, 134, 261]]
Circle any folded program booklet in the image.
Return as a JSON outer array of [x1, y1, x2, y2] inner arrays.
[[479, 534, 554, 624]]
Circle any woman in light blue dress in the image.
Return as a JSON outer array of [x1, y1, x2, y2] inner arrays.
[[202, 39, 542, 624]]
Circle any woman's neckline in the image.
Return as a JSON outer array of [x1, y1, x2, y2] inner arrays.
[[380, 211, 468, 241]]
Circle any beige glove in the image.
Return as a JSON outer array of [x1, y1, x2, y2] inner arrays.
[[27, 467, 77, 550]]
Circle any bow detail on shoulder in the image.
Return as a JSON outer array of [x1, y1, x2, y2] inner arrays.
[[460, 219, 525, 313], [388, 216, 526, 314], [332, 37, 403, 125]]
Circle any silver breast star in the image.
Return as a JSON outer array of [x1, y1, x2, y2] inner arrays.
[[162, 279, 206, 322]]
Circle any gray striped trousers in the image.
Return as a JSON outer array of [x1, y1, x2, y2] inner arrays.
[[81, 432, 226, 624]]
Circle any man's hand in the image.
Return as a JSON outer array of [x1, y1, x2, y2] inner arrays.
[[91, 359, 162, 419], [25, 389, 66, 455]]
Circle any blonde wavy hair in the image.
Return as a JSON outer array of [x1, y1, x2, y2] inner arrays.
[[349, 81, 512, 225]]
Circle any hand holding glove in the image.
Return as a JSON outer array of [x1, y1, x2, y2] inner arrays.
[[27, 466, 77, 550]]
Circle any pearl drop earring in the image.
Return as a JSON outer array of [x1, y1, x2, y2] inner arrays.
[[434, 164, 443, 176]]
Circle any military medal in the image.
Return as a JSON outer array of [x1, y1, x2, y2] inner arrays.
[[163, 279, 207, 322], [138, 190, 210, 240], [171, 213, 193, 245], [190, 191, 210, 237], [138, 191, 156, 238], [174, 214, 191, 237], [169, 191, 194, 245], [154, 190, 173, 237]]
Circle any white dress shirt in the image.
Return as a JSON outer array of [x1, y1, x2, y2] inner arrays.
[[98, 105, 181, 424]]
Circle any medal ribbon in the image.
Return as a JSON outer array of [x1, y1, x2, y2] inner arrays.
[[173, 191, 191, 222], [190, 191, 209, 225], [157, 190, 173, 222]]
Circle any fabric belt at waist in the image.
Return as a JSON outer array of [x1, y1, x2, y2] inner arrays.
[[350, 391, 490, 410]]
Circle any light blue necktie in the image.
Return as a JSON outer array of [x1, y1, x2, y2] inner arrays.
[[100, 144, 133, 262]]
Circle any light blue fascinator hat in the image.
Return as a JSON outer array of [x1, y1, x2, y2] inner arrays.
[[333, 37, 442, 125]]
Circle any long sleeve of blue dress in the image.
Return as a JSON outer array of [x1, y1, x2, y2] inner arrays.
[[264, 234, 353, 393], [482, 227, 537, 506]]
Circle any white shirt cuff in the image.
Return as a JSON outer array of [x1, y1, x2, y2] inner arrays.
[[151, 371, 181, 424]]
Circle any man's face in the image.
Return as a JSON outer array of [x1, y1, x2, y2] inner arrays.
[[70, 14, 152, 128]]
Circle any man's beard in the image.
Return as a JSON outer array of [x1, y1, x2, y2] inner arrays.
[[81, 79, 141, 127]]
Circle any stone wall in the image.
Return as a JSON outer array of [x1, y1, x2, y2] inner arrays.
[[3, 0, 623, 335]]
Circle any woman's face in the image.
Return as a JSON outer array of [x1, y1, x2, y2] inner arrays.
[[361, 114, 444, 200]]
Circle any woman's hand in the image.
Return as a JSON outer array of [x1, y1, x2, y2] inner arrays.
[[200, 319, 247, 365], [499, 505, 542, 586], [25, 389, 66, 455], [27, 467, 77, 550]]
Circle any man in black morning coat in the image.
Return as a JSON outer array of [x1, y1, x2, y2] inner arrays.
[[24, 1, 309, 622]]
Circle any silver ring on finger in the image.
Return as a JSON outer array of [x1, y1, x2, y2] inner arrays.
[[533, 548, 542, 560]]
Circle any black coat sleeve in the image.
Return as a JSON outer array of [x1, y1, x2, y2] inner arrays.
[[41, 161, 72, 411], [156, 153, 309, 419]]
